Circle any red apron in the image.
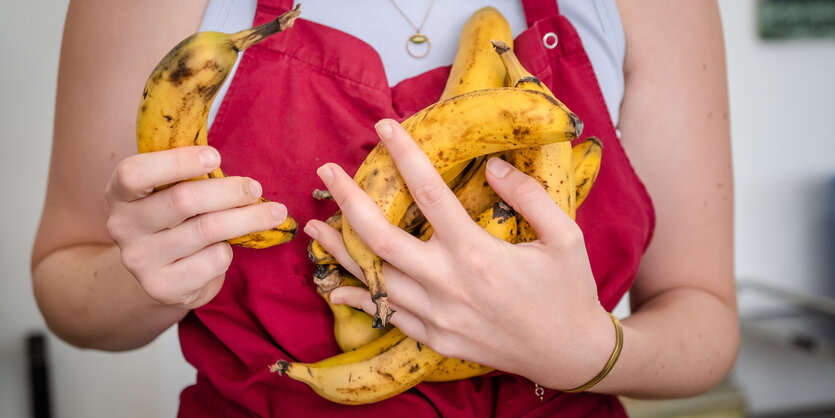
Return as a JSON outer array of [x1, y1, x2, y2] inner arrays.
[[178, 0, 655, 416]]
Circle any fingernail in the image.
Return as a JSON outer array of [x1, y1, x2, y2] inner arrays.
[[248, 180, 262, 198], [329, 289, 344, 305], [303, 222, 319, 240], [487, 157, 511, 178], [317, 164, 334, 185], [375, 120, 393, 140], [269, 203, 287, 221], [199, 149, 220, 168]]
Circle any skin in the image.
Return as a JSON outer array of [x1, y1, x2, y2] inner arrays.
[[31, 0, 287, 350], [33, 0, 736, 400]]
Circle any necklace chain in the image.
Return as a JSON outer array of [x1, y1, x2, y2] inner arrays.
[[388, 0, 436, 58], [388, 0, 436, 34]]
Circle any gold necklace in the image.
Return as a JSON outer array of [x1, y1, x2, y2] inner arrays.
[[388, 0, 436, 59]]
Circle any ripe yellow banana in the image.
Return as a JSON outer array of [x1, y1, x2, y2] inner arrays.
[[318, 273, 394, 353], [136, 6, 301, 248], [344, 87, 583, 328], [270, 327, 444, 405], [492, 40, 577, 244], [441, 6, 513, 100], [453, 155, 503, 219], [398, 156, 482, 234], [425, 358, 496, 383], [572, 137, 603, 207], [308, 212, 342, 267]]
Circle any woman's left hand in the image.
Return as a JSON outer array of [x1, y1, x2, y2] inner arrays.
[[304, 119, 614, 389]]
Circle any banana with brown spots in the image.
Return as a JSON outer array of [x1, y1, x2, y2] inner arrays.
[[136, 6, 301, 248]]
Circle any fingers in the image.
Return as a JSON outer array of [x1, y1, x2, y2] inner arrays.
[[374, 119, 473, 243], [485, 157, 577, 246], [132, 176, 264, 233], [305, 217, 434, 320], [330, 284, 429, 344], [303, 219, 364, 280], [317, 162, 427, 273], [106, 146, 220, 203], [153, 200, 288, 262], [145, 242, 232, 308]]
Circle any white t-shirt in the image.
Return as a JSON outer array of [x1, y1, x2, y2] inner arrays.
[[199, 0, 625, 128]]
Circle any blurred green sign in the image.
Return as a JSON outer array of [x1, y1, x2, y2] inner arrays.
[[759, 0, 835, 39]]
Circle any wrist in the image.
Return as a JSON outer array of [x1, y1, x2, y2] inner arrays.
[[533, 307, 617, 391], [562, 312, 623, 393]]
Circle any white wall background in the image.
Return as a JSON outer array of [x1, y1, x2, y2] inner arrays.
[[1, 1, 834, 417]]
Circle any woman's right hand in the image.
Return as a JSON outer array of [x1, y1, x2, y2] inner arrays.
[[104, 145, 289, 310]]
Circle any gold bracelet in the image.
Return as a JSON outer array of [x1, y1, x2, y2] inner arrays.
[[562, 312, 623, 393]]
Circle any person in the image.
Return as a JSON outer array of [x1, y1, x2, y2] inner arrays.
[[32, 0, 737, 416]]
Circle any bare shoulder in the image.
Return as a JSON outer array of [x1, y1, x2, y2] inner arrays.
[[613, 0, 735, 305], [32, 0, 209, 264]]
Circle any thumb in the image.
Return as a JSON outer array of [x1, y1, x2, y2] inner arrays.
[[484, 157, 574, 245]]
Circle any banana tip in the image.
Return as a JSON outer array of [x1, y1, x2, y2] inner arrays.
[[372, 296, 395, 328], [269, 360, 291, 375], [571, 114, 584, 138], [491, 40, 510, 54]]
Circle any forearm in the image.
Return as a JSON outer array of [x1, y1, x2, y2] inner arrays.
[[576, 287, 739, 398], [32, 243, 188, 351]]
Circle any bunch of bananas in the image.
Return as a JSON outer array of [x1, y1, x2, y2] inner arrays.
[[134, 3, 604, 405], [135, 6, 302, 248], [269, 7, 604, 405]]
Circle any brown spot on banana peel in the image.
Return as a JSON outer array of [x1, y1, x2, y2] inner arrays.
[[492, 200, 515, 223], [517, 76, 543, 89], [227, 218, 298, 248], [168, 55, 195, 85], [376, 370, 396, 382], [582, 136, 603, 155], [195, 75, 224, 102], [192, 127, 201, 145]]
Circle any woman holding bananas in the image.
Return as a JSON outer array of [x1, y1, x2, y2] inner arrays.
[[33, 0, 736, 416]]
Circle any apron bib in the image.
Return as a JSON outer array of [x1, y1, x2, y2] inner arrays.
[[178, 1, 654, 416]]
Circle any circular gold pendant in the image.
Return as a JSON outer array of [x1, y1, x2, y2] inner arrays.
[[406, 32, 431, 59]]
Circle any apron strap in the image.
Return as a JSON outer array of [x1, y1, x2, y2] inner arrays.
[[521, 0, 560, 27]]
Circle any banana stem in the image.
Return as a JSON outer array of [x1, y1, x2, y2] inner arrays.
[[229, 4, 301, 51], [491, 39, 511, 55]]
